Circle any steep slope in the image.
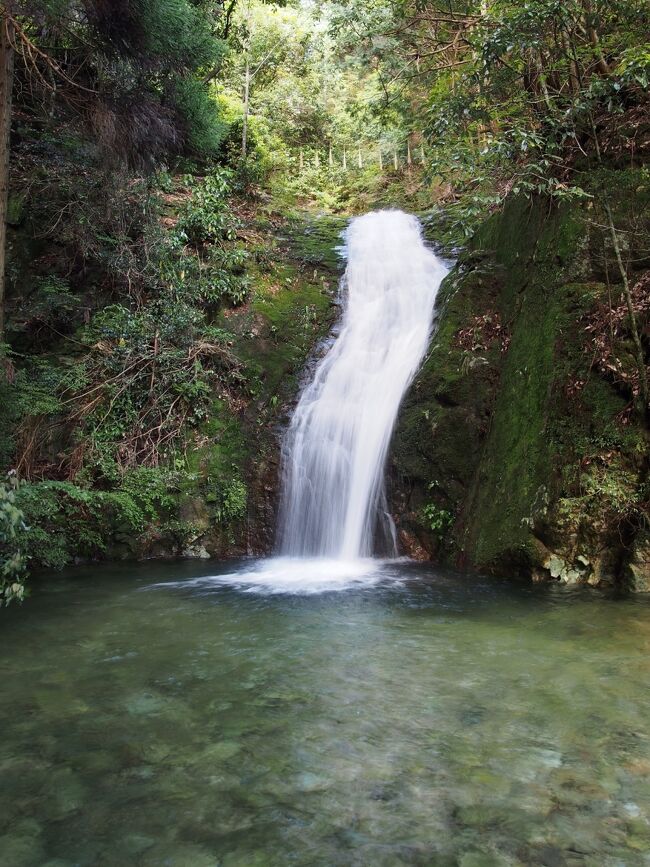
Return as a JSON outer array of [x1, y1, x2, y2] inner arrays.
[[392, 176, 649, 589]]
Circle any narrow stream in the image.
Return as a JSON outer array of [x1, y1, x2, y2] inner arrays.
[[1, 562, 649, 866]]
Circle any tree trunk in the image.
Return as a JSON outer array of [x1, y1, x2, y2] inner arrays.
[[241, 58, 250, 159], [589, 112, 648, 416], [560, 28, 580, 95], [0, 7, 14, 341], [603, 200, 649, 416], [581, 0, 610, 76]]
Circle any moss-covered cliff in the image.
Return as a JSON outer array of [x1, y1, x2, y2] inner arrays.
[[0, 164, 344, 570], [392, 172, 649, 590], [194, 212, 344, 557]]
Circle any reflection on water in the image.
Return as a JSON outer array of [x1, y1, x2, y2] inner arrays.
[[1, 560, 650, 866]]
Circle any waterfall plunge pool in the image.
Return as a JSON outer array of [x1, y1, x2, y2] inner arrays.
[[2, 559, 650, 866]]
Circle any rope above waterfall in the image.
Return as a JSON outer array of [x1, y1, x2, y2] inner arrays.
[[293, 138, 428, 173]]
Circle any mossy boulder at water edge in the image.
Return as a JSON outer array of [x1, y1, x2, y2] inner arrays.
[[391, 179, 649, 589]]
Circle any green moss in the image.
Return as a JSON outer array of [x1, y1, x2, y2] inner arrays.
[[287, 215, 347, 272], [464, 277, 560, 568], [224, 215, 341, 400], [392, 187, 648, 580], [460, 208, 617, 569], [6, 193, 25, 226]]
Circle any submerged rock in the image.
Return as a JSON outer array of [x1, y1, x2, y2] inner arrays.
[[44, 768, 86, 820], [0, 832, 45, 867], [142, 843, 219, 867], [198, 740, 242, 762]]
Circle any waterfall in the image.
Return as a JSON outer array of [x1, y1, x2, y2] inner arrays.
[[161, 210, 449, 593], [277, 209, 448, 560]]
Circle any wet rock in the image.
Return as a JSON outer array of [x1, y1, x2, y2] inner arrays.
[[547, 555, 565, 579], [398, 527, 429, 561], [179, 497, 211, 533], [541, 552, 592, 585], [182, 544, 211, 559], [625, 529, 650, 592]]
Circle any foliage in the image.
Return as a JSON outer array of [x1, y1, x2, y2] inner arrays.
[[172, 78, 230, 159], [176, 170, 239, 243], [2, 0, 648, 590], [13, 469, 178, 570], [14, 0, 231, 164], [0, 474, 28, 605], [421, 502, 454, 538], [557, 456, 646, 534], [215, 477, 247, 524]]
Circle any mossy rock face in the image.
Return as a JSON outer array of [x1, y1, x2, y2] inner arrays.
[[287, 215, 347, 272], [391, 185, 649, 588], [123, 211, 343, 561], [196, 211, 343, 555]]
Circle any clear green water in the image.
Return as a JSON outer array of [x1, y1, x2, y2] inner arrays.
[[1, 561, 650, 867]]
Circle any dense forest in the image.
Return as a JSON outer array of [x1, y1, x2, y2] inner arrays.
[[0, 0, 648, 604]]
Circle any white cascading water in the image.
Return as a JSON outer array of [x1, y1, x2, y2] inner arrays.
[[277, 209, 448, 560], [161, 209, 448, 594]]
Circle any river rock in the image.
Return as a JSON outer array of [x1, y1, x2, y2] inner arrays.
[[625, 529, 650, 591], [118, 833, 156, 856], [142, 843, 219, 866], [125, 691, 167, 716], [221, 851, 270, 867], [0, 833, 45, 867], [199, 740, 241, 762], [182, 543, 211, 559], [45, 768, 86, 819], [458, 852, 504, 867]]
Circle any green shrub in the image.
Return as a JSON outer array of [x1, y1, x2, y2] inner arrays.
[[171, 77, 229, 159], [14, 469, 177, 570], [421, 503, 454, 538], [176, 169, 238, 243], [0, 473, 28, 605]]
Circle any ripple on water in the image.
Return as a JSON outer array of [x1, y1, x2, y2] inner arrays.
[[152, 556, 407, 595], [0, 560, 649, 866]]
